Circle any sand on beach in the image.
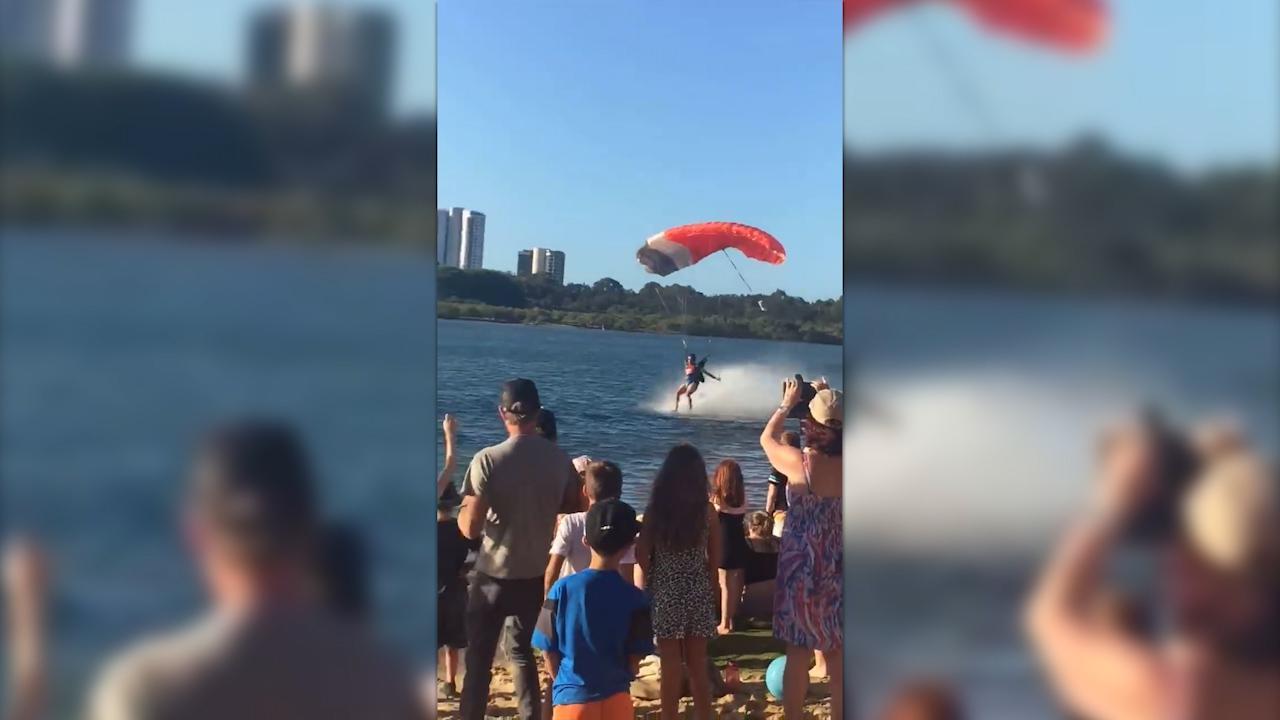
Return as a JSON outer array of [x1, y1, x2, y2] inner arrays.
[[433, 623, 834, 719]]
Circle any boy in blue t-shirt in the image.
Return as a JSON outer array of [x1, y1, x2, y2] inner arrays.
[[532, 499, 653, 718]]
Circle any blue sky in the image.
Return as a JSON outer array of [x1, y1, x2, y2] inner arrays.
[[844, 0, 1279, 170], [438, 0, 844, 299], [131, 0, 1277, 295]]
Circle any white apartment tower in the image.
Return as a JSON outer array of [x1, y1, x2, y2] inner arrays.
[[437, 207, 484, 269], [248, 2, 394, 115], [436, 209, 449, 266], [459, 210, 485, 270], [0, 0, 134, 68], [527, 248, 566, 284]]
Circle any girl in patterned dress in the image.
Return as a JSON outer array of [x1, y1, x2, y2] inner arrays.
[[762, 378, 844, 720], [636, 443, 722, 720]]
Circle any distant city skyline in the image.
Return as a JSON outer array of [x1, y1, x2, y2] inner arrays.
[[247, 3, 395, 115], [134, 0, 435, 116]]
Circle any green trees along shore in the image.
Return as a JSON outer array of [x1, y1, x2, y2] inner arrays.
[[437, 269, 844, 345], [3, 62, 1275, 311]]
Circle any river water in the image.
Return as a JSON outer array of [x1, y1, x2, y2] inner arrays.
[[3, 230, 1275, 718]]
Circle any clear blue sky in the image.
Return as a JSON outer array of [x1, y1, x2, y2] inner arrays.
[[136, 0, 436, 116], [844, 0, 1279, 171], [438, 0, 843, 299]]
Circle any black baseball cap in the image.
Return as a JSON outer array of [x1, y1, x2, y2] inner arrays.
[[585, 498, 640, 556], [500, 378, 541, 419], [189, 419, 317, 564]]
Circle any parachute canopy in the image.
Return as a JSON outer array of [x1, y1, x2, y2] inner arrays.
[[636, 222, 786, 277], [844, 0, 1107, 53]]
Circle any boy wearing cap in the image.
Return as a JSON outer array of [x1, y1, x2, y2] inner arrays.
[[533, 499, 653, 719]]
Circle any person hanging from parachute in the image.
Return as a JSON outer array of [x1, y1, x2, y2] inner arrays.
[[674, 352, 720, 412], [637, 221, 785, 412]]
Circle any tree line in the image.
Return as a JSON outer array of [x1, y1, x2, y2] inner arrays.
[[3, 61, 1273, 305], [0, 61, 435, 245], [845, 135, 1277, 304], [437, 268, 843, 345]]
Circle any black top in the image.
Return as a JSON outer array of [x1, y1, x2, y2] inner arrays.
[[438, 518, 478, 592], [767, 468, 789, 512]]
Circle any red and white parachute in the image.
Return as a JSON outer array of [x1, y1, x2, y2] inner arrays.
[[845, 0, 1107, 53], [636, 222, 786, 278]]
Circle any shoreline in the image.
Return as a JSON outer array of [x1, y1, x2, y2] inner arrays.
[[436, 303, 843, 346]]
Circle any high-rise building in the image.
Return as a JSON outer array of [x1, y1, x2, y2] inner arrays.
[[442, 207, 464, 267], [459, 210, 485, 270], [436, 209, 449, 266], [247, 3, 395, 116], [437, 207, 484, 269], [525, 248, 566, 285], [516, 250, 534, 277], [545, 250, 566, 285], [0, 0, 133, 68]]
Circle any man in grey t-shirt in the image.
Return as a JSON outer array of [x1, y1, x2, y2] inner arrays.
[[458, 379, 577, 720]]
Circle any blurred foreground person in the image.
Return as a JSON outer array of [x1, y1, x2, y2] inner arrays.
[[877, 679, 966, 720], [4, 538, 49, 720], [86, 420, 424, 720], [1026, 420, 1280, 720]]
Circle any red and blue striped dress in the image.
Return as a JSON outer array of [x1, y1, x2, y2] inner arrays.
[[773, 452, 843, 651]]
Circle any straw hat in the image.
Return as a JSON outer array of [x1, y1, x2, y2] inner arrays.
[[1181, 450, 1278, 575]]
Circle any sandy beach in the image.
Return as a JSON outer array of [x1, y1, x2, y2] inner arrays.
[[435, 623, 833, 719]]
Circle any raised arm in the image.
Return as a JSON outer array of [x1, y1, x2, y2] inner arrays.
[[4, 538, 48, 720], [761, 378, 805, 481], [1023, 425, 1168, 720], [437, 414, 458, 499]]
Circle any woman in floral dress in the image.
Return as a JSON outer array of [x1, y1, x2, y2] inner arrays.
[[762, 378, 844, 720]]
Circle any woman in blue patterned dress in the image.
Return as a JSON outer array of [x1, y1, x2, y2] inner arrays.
[[761, 378, 844, 720]]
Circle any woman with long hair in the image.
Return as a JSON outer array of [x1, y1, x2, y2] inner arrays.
[[636, 444, 722, 720], [761, 378, 844, 720], [712, 459, 750, 635]]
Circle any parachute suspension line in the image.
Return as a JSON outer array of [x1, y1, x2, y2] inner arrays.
[[720, 249, 755, 294], [653, 283, 673, 316], [909, 9, 1048, 206], [653, 283, 688, 348], [910, 9, 1003, 140]]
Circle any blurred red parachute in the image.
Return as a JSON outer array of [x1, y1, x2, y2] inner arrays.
[[844, 0, 1107, 53], [636, 222, 786, 277]]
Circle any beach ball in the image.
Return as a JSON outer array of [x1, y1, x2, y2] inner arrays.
[[764, 656, 786, 701]]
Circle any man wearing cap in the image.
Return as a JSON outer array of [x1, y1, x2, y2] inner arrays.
[[459, 379, 581, 720], [86, 420, 424, 720]]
